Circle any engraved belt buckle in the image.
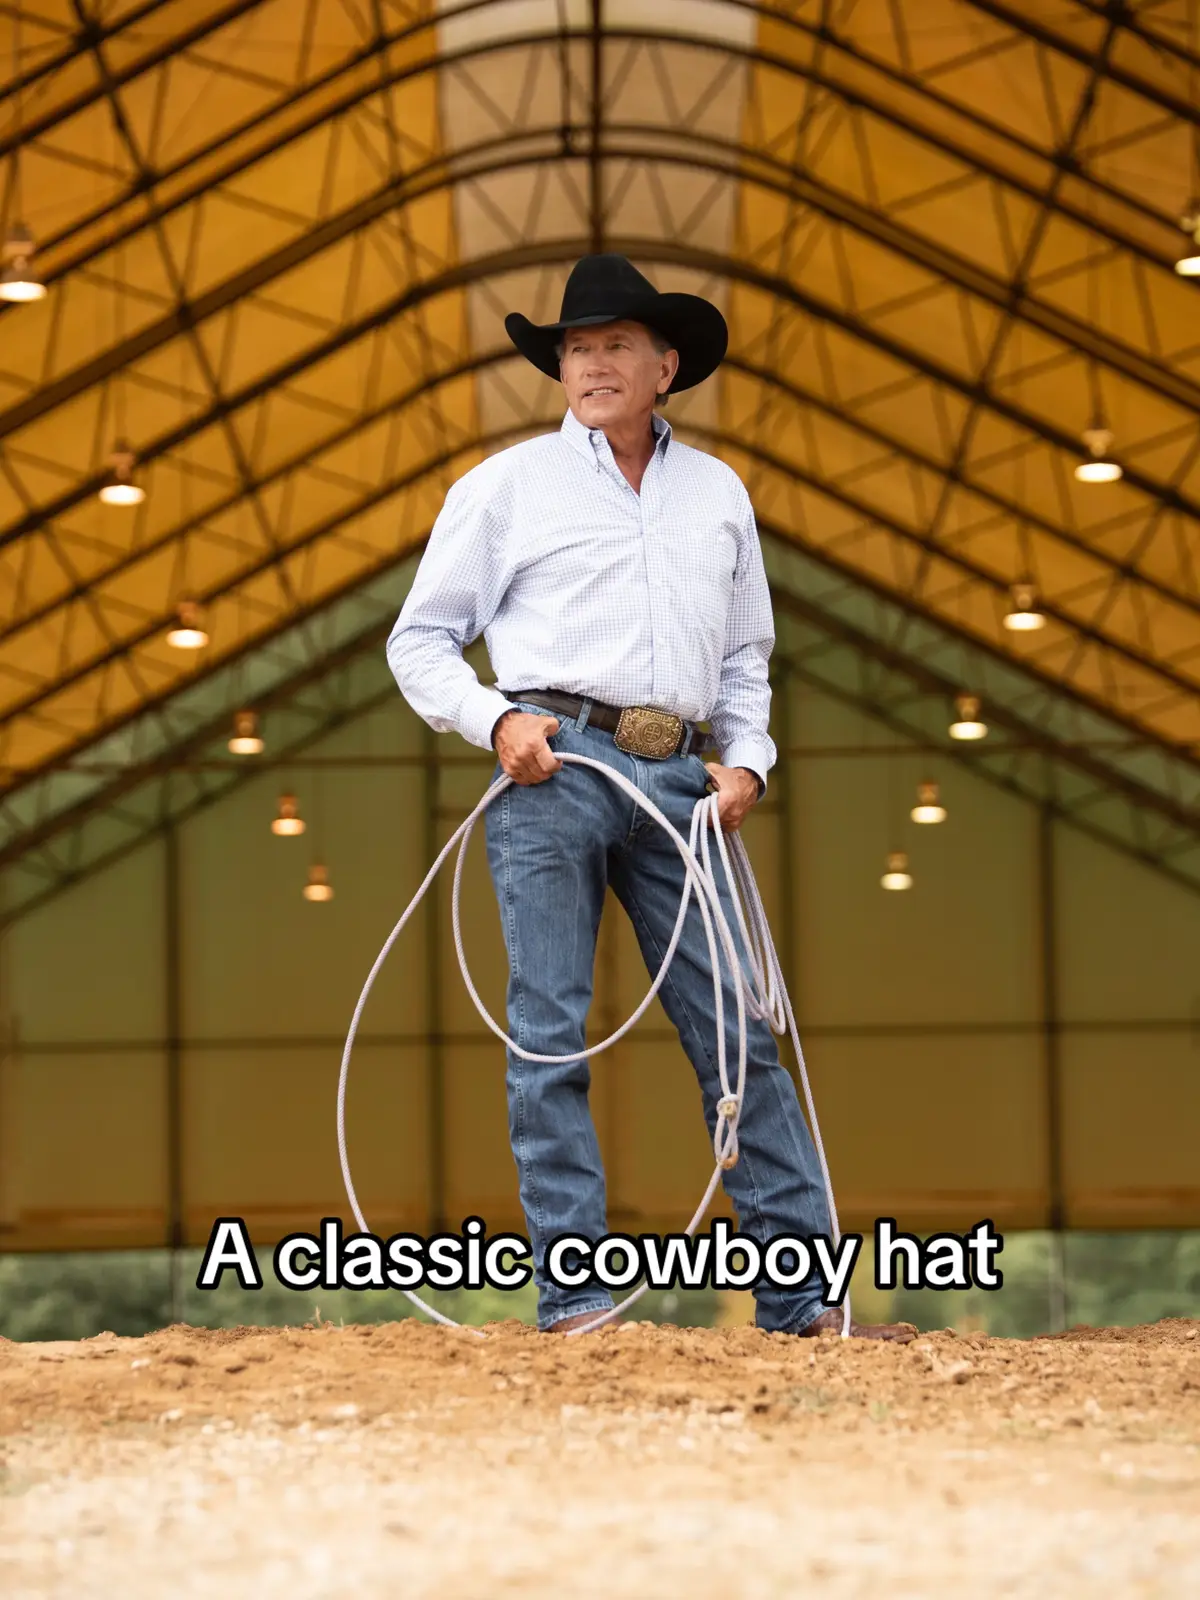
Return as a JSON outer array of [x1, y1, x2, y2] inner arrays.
[[613, 705, 685, 760]]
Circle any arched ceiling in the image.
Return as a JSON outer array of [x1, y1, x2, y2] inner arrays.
[[1, 0, 1199, 917]]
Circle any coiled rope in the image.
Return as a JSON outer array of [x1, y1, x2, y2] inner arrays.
[[336, 753, 849, 1339]]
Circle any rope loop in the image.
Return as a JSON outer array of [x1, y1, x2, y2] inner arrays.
[[336, 753, 848, 1339]]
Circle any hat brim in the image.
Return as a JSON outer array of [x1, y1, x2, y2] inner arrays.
[[504, 292, 728, 393]]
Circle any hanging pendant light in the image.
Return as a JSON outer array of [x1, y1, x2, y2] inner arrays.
[[949, 693, 988, 741], [303, 862, 334, 902], [166, 599, 208, 650], [1004, 581, 1046, 632], [271, 794, 305, 837], [911, 781, 947, 824], [1074, 426, 1123, 484], [1175, 200, 1200, 277], [881, 851, 913, 891], [228, 710, 264, 755], [0, 223, 47, 303], [98, 441, 145, 506], [2, 14, 48, 307]]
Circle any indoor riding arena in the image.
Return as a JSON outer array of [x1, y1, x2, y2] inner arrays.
[[0, 2, 1198, 1596]]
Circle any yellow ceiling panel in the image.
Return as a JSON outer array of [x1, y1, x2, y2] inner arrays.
[[179, 192, 314, 301], [137, 52, 288, 172], [3, 442, 82, 506]]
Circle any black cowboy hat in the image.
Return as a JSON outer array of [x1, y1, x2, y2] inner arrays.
[[504, 253, 728, 394]]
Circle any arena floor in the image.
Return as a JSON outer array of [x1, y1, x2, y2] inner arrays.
[[1, 1318, 1197, 1598]]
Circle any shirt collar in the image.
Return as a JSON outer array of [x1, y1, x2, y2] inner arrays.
[[560, 407, 673, 467]]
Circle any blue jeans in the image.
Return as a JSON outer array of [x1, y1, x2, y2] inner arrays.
[[484, 700, 832, 1331]]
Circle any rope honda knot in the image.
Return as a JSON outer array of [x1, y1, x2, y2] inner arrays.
[[337, 751, 848, 1339]]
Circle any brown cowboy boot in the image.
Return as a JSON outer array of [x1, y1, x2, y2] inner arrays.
[[545, 1310, 613, 1334], [794, 1307, 917, 1343]]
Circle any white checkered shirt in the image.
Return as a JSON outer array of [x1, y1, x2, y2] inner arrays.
[[386, 407, 776, 785]]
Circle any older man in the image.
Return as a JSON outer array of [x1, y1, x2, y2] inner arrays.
[[388, 254, 913, 1342]]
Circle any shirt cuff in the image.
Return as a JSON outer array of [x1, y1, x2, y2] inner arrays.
[[720, 740, 771, 799], [458, 683, 519, 751]]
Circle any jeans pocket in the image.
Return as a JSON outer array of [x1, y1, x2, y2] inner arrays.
[[515, 700, 569, 726], [512, 699, 570, 728]]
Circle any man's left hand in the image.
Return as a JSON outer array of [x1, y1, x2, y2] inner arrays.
[[702, 764, 760, 833]]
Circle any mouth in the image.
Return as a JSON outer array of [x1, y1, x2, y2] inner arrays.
[[583, 387, 619, 399]]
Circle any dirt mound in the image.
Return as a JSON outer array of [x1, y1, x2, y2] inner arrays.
[[2, 1316, 1197, 1440], [1045, 1317, 1199, 1345]]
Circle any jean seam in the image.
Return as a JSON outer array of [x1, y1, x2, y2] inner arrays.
[[623, 757, 647, 845], [618, 877, 771, 1244], [500, 786, 545, 1248]]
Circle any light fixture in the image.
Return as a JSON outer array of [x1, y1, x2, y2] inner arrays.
[[2, 10, 49, 307], [1004, 581, 1046, 632], [271, 793, 305, 837], [949, 693, 988, 741], [881, 851, 913, 891], [911, 781, 947, 825], [165, 599, 209, 650], [98, 441, 145, 506], [303, 862, 334, 902], [1074, 426, 1123, 484], [0, 223, 46, 303], [1175, 200, 1200, 277], [228, 709, 264, 755]]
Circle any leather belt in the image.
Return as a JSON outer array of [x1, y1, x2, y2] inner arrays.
[[501, 690, 715, 760]]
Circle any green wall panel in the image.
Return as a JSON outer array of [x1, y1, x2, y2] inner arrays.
[[3, 675, 1196, 1252]]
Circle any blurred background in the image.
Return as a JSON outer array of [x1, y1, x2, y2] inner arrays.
[[1, 0, 1198, 1341]]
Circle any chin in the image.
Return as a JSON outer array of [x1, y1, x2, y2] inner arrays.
[[579, 396, 626, 420]]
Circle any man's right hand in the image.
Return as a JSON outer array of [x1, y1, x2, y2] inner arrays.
[[492, 710, 563, 785]]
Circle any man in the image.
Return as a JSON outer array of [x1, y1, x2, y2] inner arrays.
[[388, 254, 913, 1342]]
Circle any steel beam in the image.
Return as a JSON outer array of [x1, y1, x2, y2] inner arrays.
[[2, 398, 1196, 915], [1038, 804, 1065, 1230], [3, 579, 1198, 937], [7, 344, 1196, 736], [3, 512, 1198, 937], [687, 421, 1200, 717], [766, 572, 1198, 841], [163, 819, 184, 1313], [6, 186, 1199, 549], [3, 404, 1196, 827], [0, 0, 267, 161], [590, 0, 604, 252], [8, 342, 1196, 699], [1039, 800, 1068, 1327], [959, 0, 1200, 125], [19, 13, 1185, 291], [8, 132, 1197, 453]]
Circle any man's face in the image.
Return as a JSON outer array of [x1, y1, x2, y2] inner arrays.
[[559, 320, 679, 431]]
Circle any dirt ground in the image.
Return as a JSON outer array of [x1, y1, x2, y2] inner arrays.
[[1, 1316, 1198, 1599]]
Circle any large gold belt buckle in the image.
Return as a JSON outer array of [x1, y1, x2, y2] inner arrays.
[[614, 705, 684, 760]]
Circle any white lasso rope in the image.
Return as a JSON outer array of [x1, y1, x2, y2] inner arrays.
[[336, 753, 849, 1339]]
